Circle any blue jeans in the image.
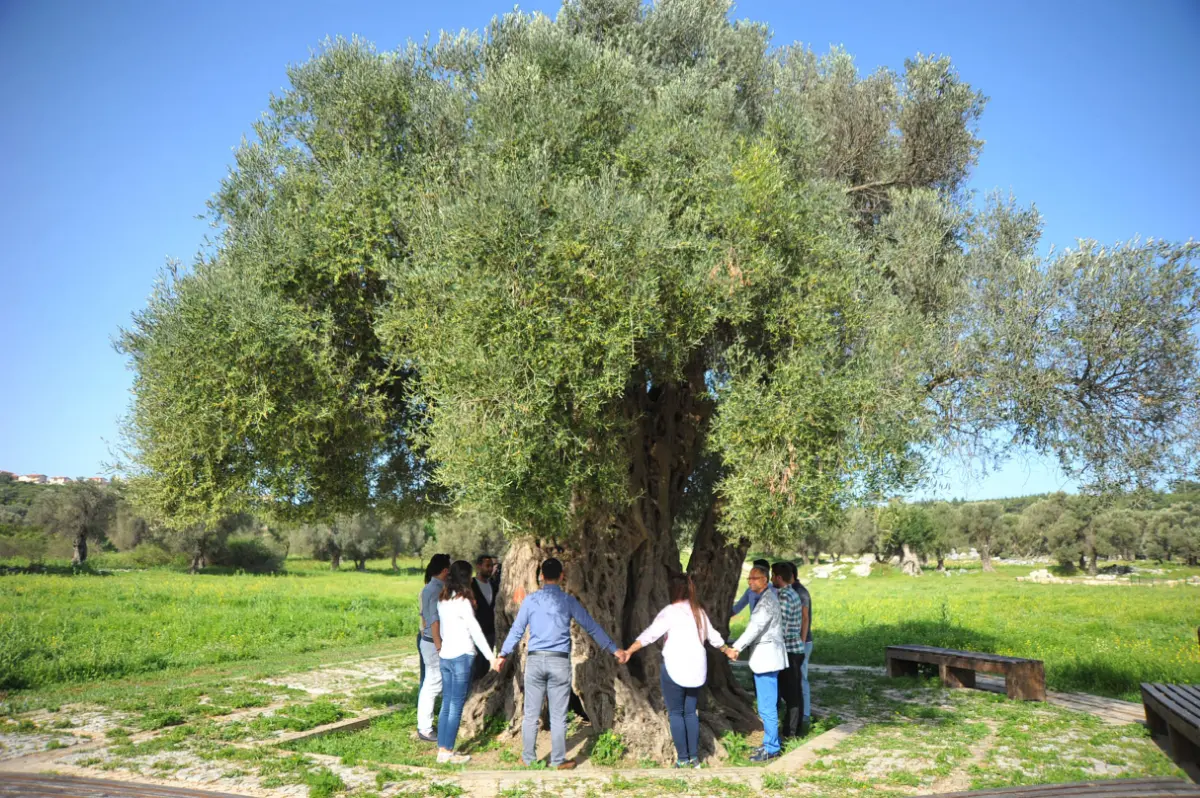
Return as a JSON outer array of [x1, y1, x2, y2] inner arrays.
[[660, 666, 700, 762], [437, 654, 473, 750], [522, 654, 572, 766], [802, 641, 813, 720], [754, 670, 781, 755]]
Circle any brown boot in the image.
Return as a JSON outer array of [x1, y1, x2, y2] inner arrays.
[[556, 760, 577, 770]]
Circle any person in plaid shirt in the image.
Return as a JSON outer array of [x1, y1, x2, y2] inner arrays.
[[772, 562, 806, 738]]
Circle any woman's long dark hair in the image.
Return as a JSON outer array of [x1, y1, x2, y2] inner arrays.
[[424, 553, 451, 585], [668, 572, 706, 642], [440, 560, 476, 607]]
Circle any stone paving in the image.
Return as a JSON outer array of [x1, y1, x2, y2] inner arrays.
[[0, 658, 1182, 797]]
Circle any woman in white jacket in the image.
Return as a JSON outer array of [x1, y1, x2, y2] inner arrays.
[[622, 573, 736, 767], [729, 565, 787, 762], [435, 560, 496, 764]]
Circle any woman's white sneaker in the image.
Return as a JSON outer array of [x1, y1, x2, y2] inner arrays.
[[437, 750, 471, 764]]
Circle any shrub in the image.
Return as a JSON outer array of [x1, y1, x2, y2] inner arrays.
[[209, 536, 284, 572], [305, 767, 345, 798], [589, 730, 626, 766]]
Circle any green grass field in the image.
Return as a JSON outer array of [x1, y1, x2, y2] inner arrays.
[[0, 558, 424, 694], [732, 562, 1200, 701], [2, 556, 1197, 707]]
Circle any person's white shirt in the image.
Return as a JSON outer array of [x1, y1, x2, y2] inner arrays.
[[475, 577, 494, 606], [437, 595, 497, 662], [635, 601, 726, 688]]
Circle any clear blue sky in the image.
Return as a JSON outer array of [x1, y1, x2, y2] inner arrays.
[[1, 0, 1196, 501]]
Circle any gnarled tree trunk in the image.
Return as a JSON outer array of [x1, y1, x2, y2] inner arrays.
[[72, 533, 88, 566], [189, 548, 206, 573], [980, 543, 995, 572], [900, 542, 922, 576], [459, 370, 757, 763]]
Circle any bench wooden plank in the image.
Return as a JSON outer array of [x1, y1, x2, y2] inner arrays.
[[1143, 684, 1200, 733], [887, 645, 1046, 701], [1141, 683, 1200, 766], [1158, 684, 1200, 720], [887, 648, 1023, 676], [926, 777, 1200, 797], [889, 645, 1039, 664]]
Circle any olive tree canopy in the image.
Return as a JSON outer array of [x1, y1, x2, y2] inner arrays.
[[120, 0, 1200, 758]]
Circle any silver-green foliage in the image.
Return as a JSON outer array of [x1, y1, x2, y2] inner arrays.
[[121, 0, 1200, 551]]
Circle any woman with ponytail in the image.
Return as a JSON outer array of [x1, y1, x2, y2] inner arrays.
[[622, 572, 733, 768]]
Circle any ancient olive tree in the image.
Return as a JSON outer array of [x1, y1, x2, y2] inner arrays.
[[925, 501, 965, 571], [957, 502, 1008, 572], [27, 482, 117, 565], [120, 0, 1200, 759]]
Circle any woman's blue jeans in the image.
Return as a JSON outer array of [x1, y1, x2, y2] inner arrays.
[[437, 654, 474, 750], [660, 666, 700, 762]]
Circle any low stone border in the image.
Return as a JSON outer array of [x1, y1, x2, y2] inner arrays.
[[766, 720, 863, 772]]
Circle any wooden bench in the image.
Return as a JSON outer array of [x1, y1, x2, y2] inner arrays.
[[925, 777, 1200, 797], [886, 645, 1046, 701], [1142, 683, 1200, 767]]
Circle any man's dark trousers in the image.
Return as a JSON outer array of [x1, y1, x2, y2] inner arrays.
[[780, 652, 806, 737]]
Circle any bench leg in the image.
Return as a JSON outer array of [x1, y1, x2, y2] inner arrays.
[[1144, 704, 1169, 736], [939, 664, 976, 689], [1005, 661, 1046, 701], [1167, 724, 1200, 765], [886, 657, 920, 679]]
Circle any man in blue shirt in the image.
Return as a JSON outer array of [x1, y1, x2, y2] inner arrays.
[[494, 558, 625, 770], [731, 559, 778, 615]]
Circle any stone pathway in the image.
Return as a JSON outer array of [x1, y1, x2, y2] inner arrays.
[[0, 658, 1169, 798], [0, 772, 250, 798]]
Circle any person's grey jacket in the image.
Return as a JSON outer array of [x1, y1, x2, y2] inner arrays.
[[732, 587, 787, 674]]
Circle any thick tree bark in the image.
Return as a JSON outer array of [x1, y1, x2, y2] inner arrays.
[[980, 542, 995, 573], [936, 554, 946, 572], [391, 552, 398, 570], [72, 533, 88, 566], [459, 369, 755, 763], [189, 550, 205, 574], [900, 543, 922, 576], [355, 558, 367, 571], [330, 550, 342, 570]]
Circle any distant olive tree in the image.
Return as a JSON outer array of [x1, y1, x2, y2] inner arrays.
[[27, 482, 116, 565]]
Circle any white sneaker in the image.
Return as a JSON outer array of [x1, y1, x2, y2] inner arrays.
[[437, 750, 471, 764]]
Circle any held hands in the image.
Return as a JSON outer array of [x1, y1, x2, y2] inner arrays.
[[614, 649, 630, 665], [724, 646, 739, 661], [492, 656, 506, 673]]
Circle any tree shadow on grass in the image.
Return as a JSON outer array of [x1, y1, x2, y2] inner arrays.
[[0, 562, 111, 577], [1050, 658, 1147, 700], [807, 620, 1010, 668]]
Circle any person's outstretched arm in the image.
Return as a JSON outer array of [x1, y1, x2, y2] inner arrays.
[[567, 595, 619, 655], [703, 611, 726, 649], [496, 599, 532, 664], [464, 604, 496, 662]]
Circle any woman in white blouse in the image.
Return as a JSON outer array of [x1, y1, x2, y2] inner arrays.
[[622, 572, 734, 767], [435, 560, 496, 764]]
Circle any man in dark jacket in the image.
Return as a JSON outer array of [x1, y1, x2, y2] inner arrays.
[[471, 554, 499, 681]]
